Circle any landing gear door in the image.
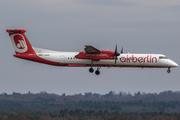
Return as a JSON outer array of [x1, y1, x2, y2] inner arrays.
[[60, 55, 65, 63]]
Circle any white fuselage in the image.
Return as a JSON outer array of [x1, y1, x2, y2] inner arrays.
[[34, 47, 178, 68]]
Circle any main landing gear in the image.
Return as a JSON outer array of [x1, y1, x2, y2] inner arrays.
[[89, 67, 101, 75], [89, 61, 101, 75], [167, 67, 171, 73]]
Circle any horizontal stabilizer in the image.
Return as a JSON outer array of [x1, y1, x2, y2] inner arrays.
[[6, 29, 26, 33]]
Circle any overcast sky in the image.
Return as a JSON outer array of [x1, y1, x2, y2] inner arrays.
[[0, 0, 180, 95]]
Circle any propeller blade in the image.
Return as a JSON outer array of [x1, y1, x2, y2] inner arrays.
[[115, 44, 117, 54], [121, 47, 123, 54], [114, 44, 120, 65]]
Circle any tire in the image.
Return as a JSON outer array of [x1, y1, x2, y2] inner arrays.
[[95, 70, 100, 75], [89, 68, 94, 73]]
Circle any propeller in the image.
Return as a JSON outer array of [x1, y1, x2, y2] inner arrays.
[[121, 47, 123, 54], [114, 44, 123, 64]]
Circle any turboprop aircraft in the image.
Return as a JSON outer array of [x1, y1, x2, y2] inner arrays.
[[6, 29, 178, 75]]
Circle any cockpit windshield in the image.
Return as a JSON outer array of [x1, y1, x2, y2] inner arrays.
[[159, 56, 168, 59]]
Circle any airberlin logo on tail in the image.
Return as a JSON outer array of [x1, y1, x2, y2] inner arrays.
[[16, 40, 26, 49], [10, 34, 28, 53]]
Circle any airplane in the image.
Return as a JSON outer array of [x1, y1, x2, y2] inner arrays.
[[6, 29, 178, 75]]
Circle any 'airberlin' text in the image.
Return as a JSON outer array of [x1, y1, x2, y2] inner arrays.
[[120, 55, 157, 63]]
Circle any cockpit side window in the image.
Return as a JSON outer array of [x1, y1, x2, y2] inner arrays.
[[159, 56, 168, 59]]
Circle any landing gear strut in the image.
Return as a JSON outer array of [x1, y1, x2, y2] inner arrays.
[[89, 61, 94, 73], [167, 67, 171, 73], [95, 67, 101, 75], [88, 61, 101, 75]]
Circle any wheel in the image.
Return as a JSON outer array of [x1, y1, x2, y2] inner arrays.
[[89, 68, 94, 73], [167, 68, 171, 73], [95, 70, 100, 75]]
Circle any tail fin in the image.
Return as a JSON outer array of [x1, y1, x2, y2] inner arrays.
[[6, 29, 35, 55]]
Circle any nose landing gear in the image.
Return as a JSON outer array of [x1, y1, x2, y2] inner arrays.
[[167, 67, 171, 73]]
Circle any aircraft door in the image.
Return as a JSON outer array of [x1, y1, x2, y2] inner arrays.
[[59, 55, 65, 63]]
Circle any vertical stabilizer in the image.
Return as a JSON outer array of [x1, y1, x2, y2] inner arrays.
[[6, 29, 35, 54]]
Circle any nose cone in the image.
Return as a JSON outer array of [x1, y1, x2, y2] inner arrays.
[[169, 60, 178, 67], [174, 62, 178, 67]]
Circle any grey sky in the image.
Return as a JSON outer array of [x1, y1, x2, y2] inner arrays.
[[0, 0, 180, 95]]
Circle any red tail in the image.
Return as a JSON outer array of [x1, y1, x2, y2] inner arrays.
[[6, 29, 35, 55]]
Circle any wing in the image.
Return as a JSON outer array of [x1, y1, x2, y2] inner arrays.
[[84, 45, 101, 53]]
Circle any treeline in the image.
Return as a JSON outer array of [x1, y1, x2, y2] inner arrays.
[[1, 90, 180, 119], [1, 110, 180, 120], [1, 100, 180, 113], [1, 90, 180, 102]]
